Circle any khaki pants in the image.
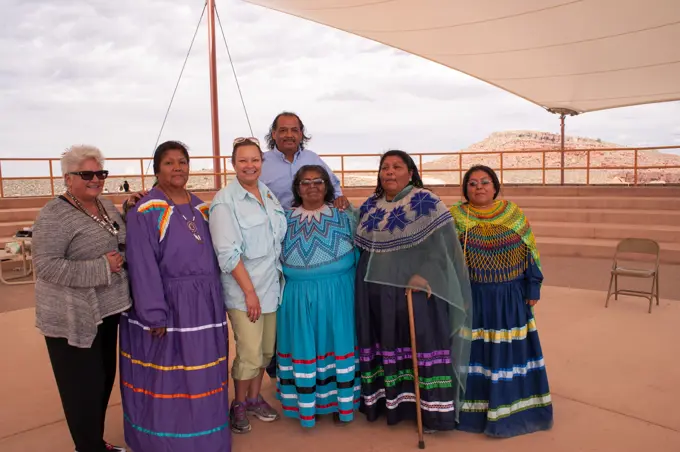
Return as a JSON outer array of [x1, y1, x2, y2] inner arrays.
[[227, 310, 277, 380]]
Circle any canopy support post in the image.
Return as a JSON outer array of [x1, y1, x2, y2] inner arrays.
[[547, 108, 579, 185], [207, 0, 222, 190]]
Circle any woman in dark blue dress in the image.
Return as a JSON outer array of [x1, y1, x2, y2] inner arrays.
[[451, 165, 553, 438]]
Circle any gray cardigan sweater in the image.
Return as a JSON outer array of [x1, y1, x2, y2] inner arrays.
[[32, 196, 131, 348]]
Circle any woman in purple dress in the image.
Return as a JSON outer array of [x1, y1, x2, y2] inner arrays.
[[119, 141, 231, 452]]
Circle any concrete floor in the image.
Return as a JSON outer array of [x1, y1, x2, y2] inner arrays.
[[2, 281, 680, 451]]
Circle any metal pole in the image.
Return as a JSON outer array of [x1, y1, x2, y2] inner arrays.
[[547, 107, 578, 185], [560, 113, 566, 185], [207, 0, 222, 190]]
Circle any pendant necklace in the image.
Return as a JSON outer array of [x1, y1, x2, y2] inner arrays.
[[164, 189, 203, 243]]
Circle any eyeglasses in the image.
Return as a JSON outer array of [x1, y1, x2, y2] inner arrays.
[[467, 179, 492, 187], [299, 178, 325, 187], [233, 137, 261, 147], [69, 170, 109, 181]]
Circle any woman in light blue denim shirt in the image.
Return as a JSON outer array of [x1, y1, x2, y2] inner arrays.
[[209, 137, 287, 435]]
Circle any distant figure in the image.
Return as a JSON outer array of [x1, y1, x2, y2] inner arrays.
[[123, 180, 130, 192]]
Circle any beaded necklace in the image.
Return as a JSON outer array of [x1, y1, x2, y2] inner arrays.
[[463, 200, 499, 259], [65, 191, 119, 236]]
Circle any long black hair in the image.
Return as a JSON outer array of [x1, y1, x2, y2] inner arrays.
[[291, 165, 336, 208], [265, 112, 311, 151], [462, 165, 501, 202], [153, 140, 189, 175], [374, 150, 425, 198]]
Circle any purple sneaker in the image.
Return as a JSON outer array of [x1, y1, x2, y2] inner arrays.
[[230, 401, 252, 433], [246, 395, 280, 422]]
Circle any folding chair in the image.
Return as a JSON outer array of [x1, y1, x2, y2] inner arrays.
[[605, 238, 660, 313]]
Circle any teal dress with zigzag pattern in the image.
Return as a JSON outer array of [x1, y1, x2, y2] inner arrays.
[[276, 204, 360, 427]]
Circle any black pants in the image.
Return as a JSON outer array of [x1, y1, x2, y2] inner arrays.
[[45, 314, 120, 452], [266, 344, 277, 378]]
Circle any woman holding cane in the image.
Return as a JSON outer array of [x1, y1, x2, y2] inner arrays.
[[354, 150, 472, 440]]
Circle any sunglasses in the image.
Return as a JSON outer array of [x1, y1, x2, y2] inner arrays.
[[233, 137, 260, 147], [467, 179, 492, 187], [299, 178, 325, 187], [69, 170, 109, 181]]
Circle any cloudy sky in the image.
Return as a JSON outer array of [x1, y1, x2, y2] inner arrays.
[[2, 0, 680, 175]]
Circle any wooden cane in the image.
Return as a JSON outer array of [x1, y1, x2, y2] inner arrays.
[[406, 289, 426, 449]]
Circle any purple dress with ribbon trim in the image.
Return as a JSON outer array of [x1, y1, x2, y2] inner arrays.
[[119, 188, 231, 452]]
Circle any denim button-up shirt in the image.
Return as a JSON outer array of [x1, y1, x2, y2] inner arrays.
[[260, 147, 343, 210], [209, 180, 287, 313]]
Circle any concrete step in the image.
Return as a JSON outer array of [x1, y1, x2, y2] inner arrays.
[[344, 185, 680, 198], [0, 195, 134, 210], [537, 237, 680, 264], [499, 186, 680, 198], [533, 221, 680, 243], [347, 196, 680, 213], [0, 195, 85, 210], [0, 204, 125, 224], [0, 190, 219, 210], [344, 186, 680, 198], [523, 207, 680, 226], [0, 222, 31, 238], [2, 185, 680, 209], [0, 207, 41, 222], [512, 196, 680, 211]]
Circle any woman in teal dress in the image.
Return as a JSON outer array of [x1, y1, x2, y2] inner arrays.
[[276, 165, 360, 427]]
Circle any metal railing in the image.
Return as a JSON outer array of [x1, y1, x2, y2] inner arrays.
[[1, 146, 679, 198]]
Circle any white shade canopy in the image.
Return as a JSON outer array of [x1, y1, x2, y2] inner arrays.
[[243, 0, 680, 114]]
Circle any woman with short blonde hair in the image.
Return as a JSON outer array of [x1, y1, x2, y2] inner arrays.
[[33, 144, 130, 452]]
